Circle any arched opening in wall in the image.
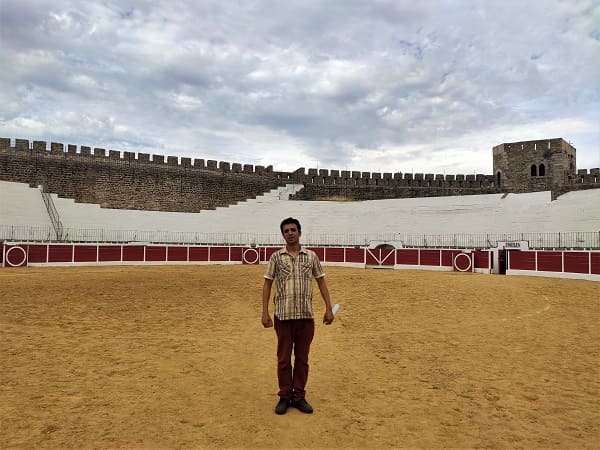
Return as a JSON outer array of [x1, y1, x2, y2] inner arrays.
[[570, 163, 574, 171], [311, 176, 315, 183], [539, 164, 545, 176], [333, 178, 337, 185], [531, 165, 537, 176], [496, 171, 501, 187], [375, 179, 379, 186]]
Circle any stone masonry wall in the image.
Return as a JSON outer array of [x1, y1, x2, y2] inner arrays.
[[0, 139, 286, 212], [0, 137, 598, 212]]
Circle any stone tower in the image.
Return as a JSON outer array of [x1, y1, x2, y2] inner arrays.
[[493, 138, 576, 193]]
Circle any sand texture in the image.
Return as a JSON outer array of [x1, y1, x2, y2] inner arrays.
[[1, 265, 598, 449]]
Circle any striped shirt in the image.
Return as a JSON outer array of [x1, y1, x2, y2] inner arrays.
[[264, 247, 325, 320]]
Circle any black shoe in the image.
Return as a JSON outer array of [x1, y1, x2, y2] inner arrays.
[[291, 398, 313, 414], [275, 397, 290, 415]]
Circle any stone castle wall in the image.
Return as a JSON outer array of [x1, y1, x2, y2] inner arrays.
[[0, 138, 288, 212], [0, 137, 598, 212]]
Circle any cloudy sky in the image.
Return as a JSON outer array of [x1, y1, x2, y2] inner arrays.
[[1, 0, 599, 175]]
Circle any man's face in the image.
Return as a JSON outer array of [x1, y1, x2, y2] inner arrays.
[[282, 223, 300, 245]]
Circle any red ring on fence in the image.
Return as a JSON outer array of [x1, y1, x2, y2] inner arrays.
[[6, 246, 27, 267], [242, 248, 260, 265], [453, 253, 472, 272]]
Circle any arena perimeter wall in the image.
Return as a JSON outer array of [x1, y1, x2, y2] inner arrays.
[[2, 243, 599, 281]]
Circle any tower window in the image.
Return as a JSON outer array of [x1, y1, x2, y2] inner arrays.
[[539, 164, 545, 176], [531, 165, 537, 176]]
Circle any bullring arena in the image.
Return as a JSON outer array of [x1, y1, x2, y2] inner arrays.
[[1, 138, 599, 449]]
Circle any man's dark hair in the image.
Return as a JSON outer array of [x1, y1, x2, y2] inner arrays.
[[280, 217, 301, 234]]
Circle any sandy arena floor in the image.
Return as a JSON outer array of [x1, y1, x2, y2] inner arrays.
[[1, 265, 599, 449]]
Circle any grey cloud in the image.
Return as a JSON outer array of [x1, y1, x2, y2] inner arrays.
[[0, 0, 598, 173]]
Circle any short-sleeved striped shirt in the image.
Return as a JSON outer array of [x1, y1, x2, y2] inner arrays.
[[264, 247, 325, 320]]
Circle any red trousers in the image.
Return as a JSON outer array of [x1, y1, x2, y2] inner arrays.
[[274, 317, 315, 401]]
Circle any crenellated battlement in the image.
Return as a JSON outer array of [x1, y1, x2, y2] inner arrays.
[[1, 138, 274, 176], [0, 137, 598, 211]]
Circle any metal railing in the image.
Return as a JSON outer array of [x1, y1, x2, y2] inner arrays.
[[1, 224, 598, 249], [38, 185, 64, 241]]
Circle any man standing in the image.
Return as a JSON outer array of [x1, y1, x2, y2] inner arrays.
[[262, 217, 334, 415]]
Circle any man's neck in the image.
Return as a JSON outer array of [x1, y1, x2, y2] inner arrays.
[[286, 243, 301, 256]]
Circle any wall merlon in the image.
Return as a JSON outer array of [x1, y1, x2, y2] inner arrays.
[[577, 169, 588, 175], [308, 168, 318, 176], [414, 173, 424, 181], [194, 159, 205, 169], [94, 148, 106, 157], [167, 156, 178, 166], [0, 138, 10, 151], [331, 170, 340, 178], [242, 164, 252, 173], [153, 154, 165, 164], [124, 151, 135, 161], [383, 173, 392, 180], [466, 175, 475, 181], [590, 168, 599, 175], [255, 165, 264, 175], [232, 163, 242, 173], [81, 146, 91, 156], [16, 139, 29, 151], [341, 170, 350, 178], [50, 142, 63, 155], [404, 173, 413, 180], [476, 174, 485, 181], [109, 150, 120, 160], [394, 172, 402, 180], [33, 141, 46, 153], [207, 160, 218, 170], [445, 175, 455, 181], [265, 165, 273, 173], [319, 169, 329, 177], [138, 152, 150, 163], [425, 173, 434, 181], [372, 172, 381, 179], [435, 174, 444, 181], [456, 175, 465, 181], [181, 157, 191, 167], [67, 145, 77, 154], [352, 171, 361, 178], [219, 161, 230, 172]]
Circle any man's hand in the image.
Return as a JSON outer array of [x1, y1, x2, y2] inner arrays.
[[323, 309, 334, 325], [262, 312, 273, 328]]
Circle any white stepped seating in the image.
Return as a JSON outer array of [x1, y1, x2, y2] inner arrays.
[[1, 181, 599, 237], [0, 181, 53, 227]]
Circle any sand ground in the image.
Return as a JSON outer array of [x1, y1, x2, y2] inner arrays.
[[1, 265, 599, 449]]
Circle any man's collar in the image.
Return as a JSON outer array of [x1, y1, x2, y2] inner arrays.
[[280, 246, 307, 255]]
